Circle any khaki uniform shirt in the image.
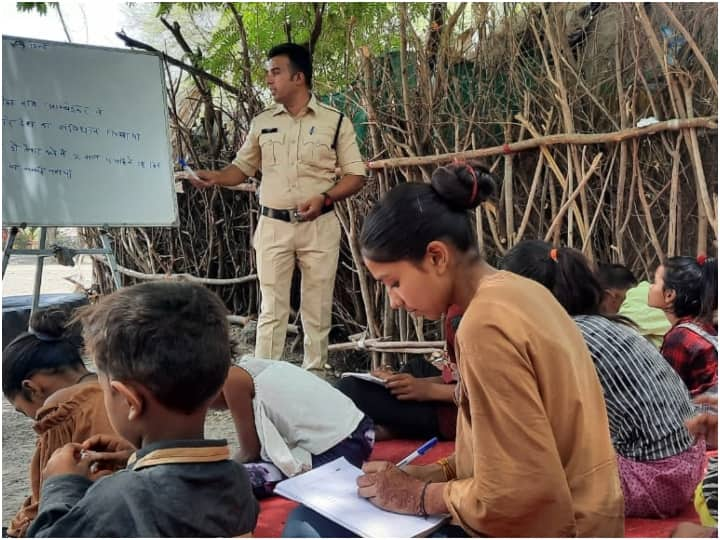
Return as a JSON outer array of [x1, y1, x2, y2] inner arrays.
[[444, 271, 625, 537], [232, 94, 366, 209]]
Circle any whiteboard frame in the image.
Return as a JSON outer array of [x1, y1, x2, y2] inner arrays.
[[2, 36, 180, 228]]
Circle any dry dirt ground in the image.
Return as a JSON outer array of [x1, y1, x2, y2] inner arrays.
[[1, 257, 244, 527]]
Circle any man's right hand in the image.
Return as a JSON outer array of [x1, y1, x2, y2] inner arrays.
[[174, 169, 215, 189], [175, 164, 249, 189]]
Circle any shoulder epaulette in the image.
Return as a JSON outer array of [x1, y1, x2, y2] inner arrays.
[[316, 101, 341, 115], [257, 105, 277, 116]]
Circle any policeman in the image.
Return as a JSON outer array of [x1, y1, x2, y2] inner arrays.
[[188, 43, 366, 372]]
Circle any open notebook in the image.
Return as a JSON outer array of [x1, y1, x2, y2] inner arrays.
[[340, 372, 386, 386], [275, 457, 447, 537]]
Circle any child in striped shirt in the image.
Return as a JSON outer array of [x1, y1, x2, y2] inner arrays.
[[502, 241, 706, 518]]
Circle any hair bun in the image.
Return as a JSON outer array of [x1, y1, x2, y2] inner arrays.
[[29, 308, 72, 340], [430, 162, 497, 210]]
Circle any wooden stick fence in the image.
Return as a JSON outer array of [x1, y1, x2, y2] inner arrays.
[[366, 117, 717, 169]]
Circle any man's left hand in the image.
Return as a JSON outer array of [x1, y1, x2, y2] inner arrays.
[[357, 461, 426, 515], [296, 194, 325, 222]]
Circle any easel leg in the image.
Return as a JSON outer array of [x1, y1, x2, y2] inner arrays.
[[30, 227, 48, 326], [100, 232, 122, 290], [2, 226, 19, 278]]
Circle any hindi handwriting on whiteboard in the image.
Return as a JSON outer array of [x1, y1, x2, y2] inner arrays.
[[3, 95, 158, 182]]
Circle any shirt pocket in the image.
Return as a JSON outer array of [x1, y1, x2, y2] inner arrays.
[[259, 132, 285, 168], [300, 127, 336, 168]]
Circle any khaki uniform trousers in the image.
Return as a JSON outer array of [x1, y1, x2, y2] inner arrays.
[[253, 211, 341, 370]]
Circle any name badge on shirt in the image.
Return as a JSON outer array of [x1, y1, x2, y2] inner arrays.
[[261, 128, 278, 134]]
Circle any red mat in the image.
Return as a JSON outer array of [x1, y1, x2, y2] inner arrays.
[[253, 440, 702, 537]]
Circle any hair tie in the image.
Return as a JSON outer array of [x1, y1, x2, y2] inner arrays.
[[466, 165, 478, 204], [697, 253, 707, 266], [549, 248, 559, 262], [28, 327, 62, 343]]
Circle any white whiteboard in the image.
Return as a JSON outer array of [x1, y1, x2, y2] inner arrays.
[[2, 36, 179, 226]]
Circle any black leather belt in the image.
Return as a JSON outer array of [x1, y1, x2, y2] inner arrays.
[[261, 204, 334, 223]]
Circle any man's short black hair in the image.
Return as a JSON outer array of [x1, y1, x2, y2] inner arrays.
[[268, 42, 313, 89], [77, 281, 231, 414], [597, 263, 638, 290]]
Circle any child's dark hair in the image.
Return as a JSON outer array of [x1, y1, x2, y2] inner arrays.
[[360, 163, 497, 263], [3, 308, 84, 399], [662, 256, 718, 323], [76, 282, 231, 414], [268, 42, 313, 88], [597, 263, 638, 291], [501, 240, 635, 326]]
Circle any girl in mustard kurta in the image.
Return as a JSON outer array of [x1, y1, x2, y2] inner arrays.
[[3, 309, 118, 537], [283, 162, 625, 537]]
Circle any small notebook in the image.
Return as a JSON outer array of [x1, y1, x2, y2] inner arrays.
[[340, 372, 387, 386], [274, 457, 447, 537]]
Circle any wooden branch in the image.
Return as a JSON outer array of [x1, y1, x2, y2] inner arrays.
[[160, 17, 196, 64], [633, 140, 664, 262], [115, 31, 241, 96], [502, 142, 514, 246], [666, 134, 682, 256], [516, 153, 545, 240], [367, 117, 717, 169], [308, 3, 327, 55], [544, 153, 603, 242], [328, 338, 444, 353], [681, 82, 718, 240], [398, 4, 419, 155], [657, 2, 717, 97], [634, 4, 681, 119], [227, 3, 253, 89], [581, 152, 614, 254], [93, 255, 257, 285]]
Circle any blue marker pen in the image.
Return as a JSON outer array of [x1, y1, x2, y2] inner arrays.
[[396, 437, 438, 468], [178, 158, 201, 181]]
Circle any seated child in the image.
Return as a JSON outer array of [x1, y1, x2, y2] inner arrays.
[[211, 357, 374, 497], [619, 281, 671, 348], [26, 282, 259, 537], [597, 262, 637, 315], [648, 255, 718, 396], [2, 308, 118, 537], [502, 241, 706, 518], [337, 305, 462, 441]]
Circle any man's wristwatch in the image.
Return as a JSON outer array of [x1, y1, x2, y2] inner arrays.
[[321, 192, 334, 208]]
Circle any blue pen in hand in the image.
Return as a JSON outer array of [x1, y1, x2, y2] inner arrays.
[[396, 437, 438, 468], [178, 158, 201, 181]]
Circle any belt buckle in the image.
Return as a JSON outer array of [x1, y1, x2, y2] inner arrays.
[[289, 209, 301, 224]]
